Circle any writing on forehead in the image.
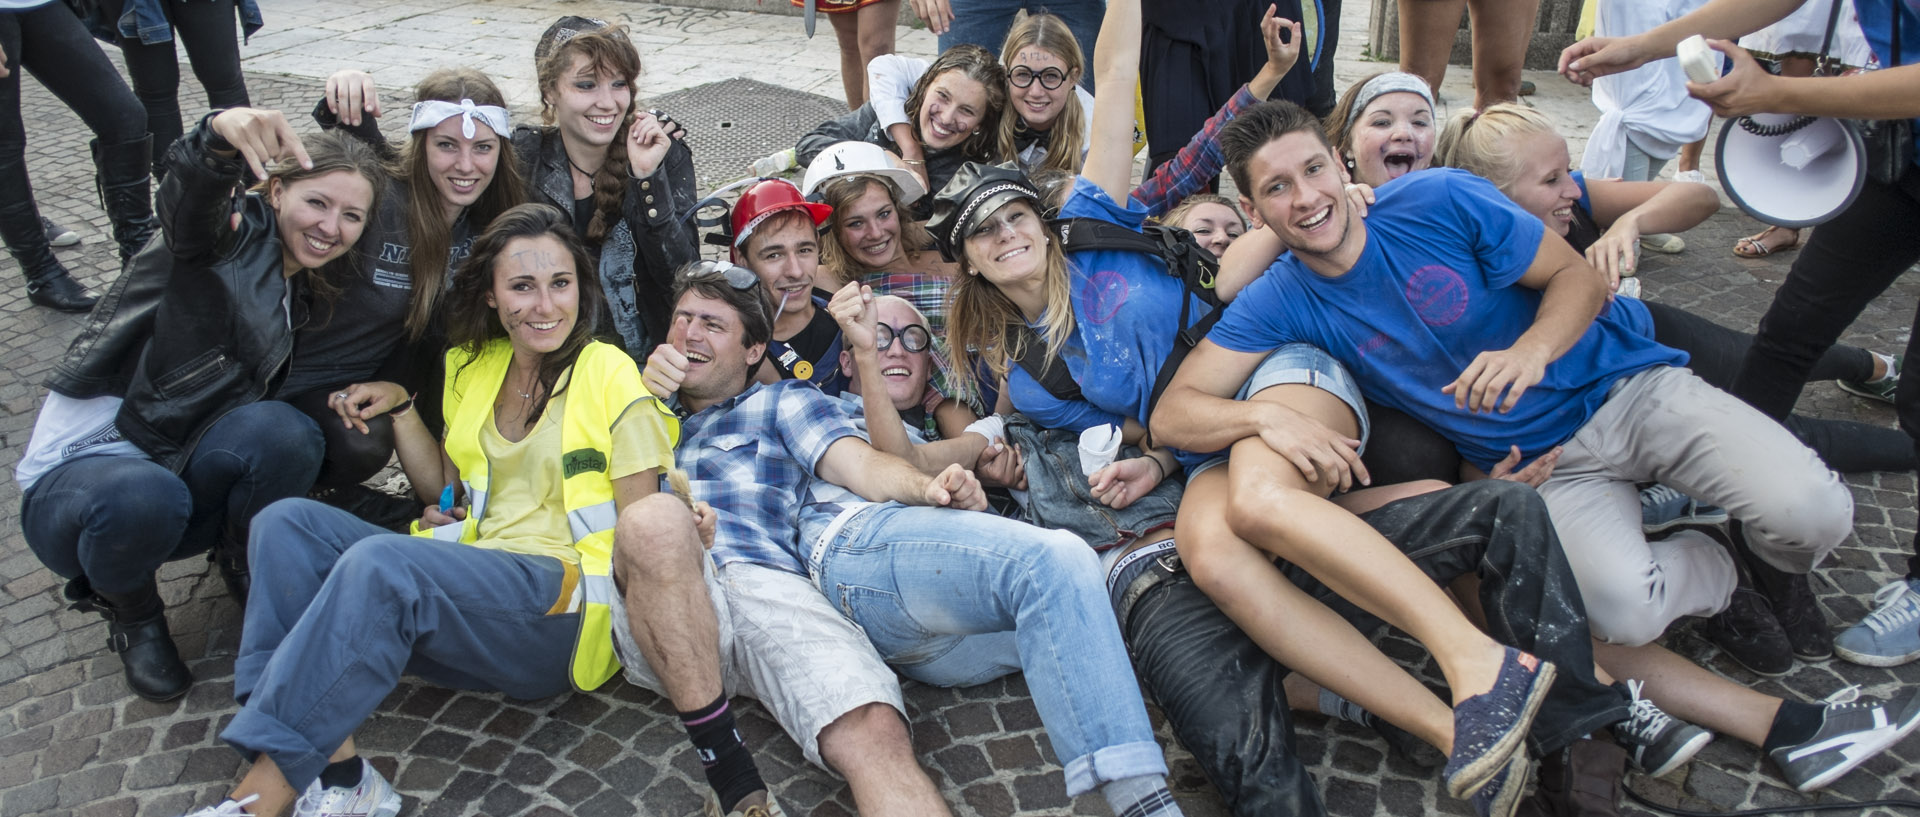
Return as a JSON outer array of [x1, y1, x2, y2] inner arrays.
[[509, 248, 562, 274]]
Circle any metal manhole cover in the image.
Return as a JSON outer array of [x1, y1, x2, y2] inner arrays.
[[650, 78, 846, 191]]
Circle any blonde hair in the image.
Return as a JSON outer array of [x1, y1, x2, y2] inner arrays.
[[817, 175, 937, 285], [996, 13, 1086, 174], [1159, 193, 1245, 231], [944, 201, 1075, 397], [1432, 103, 1558, 195]]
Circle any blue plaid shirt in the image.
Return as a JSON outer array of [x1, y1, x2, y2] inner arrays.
[[677, 379, 862, 574]]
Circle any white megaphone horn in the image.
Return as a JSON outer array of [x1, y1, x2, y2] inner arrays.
[[1714, 113, 1867, 228], [1680, 35, 1867, 228]]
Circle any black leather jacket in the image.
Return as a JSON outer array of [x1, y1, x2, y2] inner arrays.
[[514, 126, 699, 356], [46, 118, 310, 472]]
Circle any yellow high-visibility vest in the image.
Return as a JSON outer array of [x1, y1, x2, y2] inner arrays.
[[416, 338, 678, 691]]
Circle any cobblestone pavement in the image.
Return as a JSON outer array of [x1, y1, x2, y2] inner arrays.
[[3, 1, 1920, 816]]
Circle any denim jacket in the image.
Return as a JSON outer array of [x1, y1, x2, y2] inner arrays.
[[1004, 413, 1181, 550], [87, 0, 264, 46]]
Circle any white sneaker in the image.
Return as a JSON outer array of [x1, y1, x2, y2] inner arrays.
[[178, 795, 260, 816], [292, 758, 401, 817]]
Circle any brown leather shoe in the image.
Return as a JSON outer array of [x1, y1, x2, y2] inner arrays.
[[1528, 738, 1627, 816]]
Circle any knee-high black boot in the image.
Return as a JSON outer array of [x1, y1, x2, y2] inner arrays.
[[92, 135, 157, 265], [64, 577, 192, 702], [0, 198, 97, 312]]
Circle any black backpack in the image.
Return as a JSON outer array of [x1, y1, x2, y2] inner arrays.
[[1006, 218, 1224, 416]]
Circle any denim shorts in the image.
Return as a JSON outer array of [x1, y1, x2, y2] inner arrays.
[[1188, 343, 1370, 479]]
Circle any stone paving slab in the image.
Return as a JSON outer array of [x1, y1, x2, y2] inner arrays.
[[2, 1, 1920, 816]]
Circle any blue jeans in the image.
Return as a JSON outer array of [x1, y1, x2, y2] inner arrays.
[[812, 503, 1165, 796], [21, 400, 322, 595], [938, 0, 1104, 92], [224, 499, 576, 791]]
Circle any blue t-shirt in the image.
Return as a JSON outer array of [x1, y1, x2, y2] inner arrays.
[[1003, 177, 1216, 470], [1207, 170, 1687, 470], [1857, 0, 1920, 166]]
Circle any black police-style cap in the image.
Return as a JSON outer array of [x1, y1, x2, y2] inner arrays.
[[927, 161, 1041, 263]]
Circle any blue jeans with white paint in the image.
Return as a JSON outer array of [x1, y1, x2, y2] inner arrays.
[[813, 502, 1164, 796]]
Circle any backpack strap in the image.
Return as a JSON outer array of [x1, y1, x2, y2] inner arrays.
[[1020, 218, 1227, 423], [1007, 323, 1083, 403]]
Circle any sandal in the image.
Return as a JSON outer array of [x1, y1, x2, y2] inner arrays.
[[1733, 227, 1801, 258]]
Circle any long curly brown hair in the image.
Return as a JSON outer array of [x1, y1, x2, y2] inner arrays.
[[536, 24, 644, 246], [444, 204, 606, 427]]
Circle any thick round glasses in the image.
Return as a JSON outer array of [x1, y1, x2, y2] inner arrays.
[[876, 322, 932, 353], [1009, 67, 1068, 90]]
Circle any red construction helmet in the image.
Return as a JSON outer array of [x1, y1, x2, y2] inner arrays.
[[731, 179, 832, 254]]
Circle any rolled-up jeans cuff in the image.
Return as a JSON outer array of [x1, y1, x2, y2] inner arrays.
[[1062, 740, 1170, 796], [222, 707, 329, 792]]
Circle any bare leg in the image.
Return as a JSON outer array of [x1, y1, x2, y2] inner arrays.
[[613, 494, 725, 709], [1397, 0, 1468, 94], [831, 12, 864, 110], [228, 754, 298, 816], [855, 0, 900, 108], [1214, 385, 1510, 706], [819, 702, 952, 815], [1180, 466, 1455, 752], [1676, 136, 1706, 174], [1592, 640, 1780, 746], [1464, 0, 1540, 109]]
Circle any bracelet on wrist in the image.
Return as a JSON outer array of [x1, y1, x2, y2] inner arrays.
[[1141, 453, 1167, 482], [388, 392, 420, 418]]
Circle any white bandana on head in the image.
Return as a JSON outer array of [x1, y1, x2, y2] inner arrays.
[[409, 98, 511, 140]]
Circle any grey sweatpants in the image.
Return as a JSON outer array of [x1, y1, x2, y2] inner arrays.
[[1537, 365, 1854, 646]]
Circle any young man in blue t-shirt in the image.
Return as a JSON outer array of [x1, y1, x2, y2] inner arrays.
[[1155, 100, 1853, 655]]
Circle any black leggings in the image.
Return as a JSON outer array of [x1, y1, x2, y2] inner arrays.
[[1644, 299, 1871, 388], [117, 0, 250, 170], [283, 388, 397, 491], [0, 5, 146, 253], [1731, 169, 1920, 579]]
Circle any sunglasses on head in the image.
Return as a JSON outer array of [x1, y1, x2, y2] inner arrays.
[[876, 322, 932, 353], [679, 259, 758, 291], [1009, 66, 1069, 90]]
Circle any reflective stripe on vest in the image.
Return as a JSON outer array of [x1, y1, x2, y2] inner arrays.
[[567, 500, 618, 543], [424, 339, 673, 693]]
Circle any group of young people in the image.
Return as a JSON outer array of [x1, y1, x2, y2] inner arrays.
[[14, 0, 1920, 816]]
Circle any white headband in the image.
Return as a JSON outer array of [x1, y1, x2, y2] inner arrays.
[[1346, 73, 1436, 129], [409, 99, 511, 140]]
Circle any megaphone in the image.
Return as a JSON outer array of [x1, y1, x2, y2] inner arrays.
[[1715, 113, 1866, 228]]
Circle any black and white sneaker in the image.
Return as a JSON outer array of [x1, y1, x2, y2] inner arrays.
[[1613, 680, 1712, 777], [1769, 686, 1920, 792]]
